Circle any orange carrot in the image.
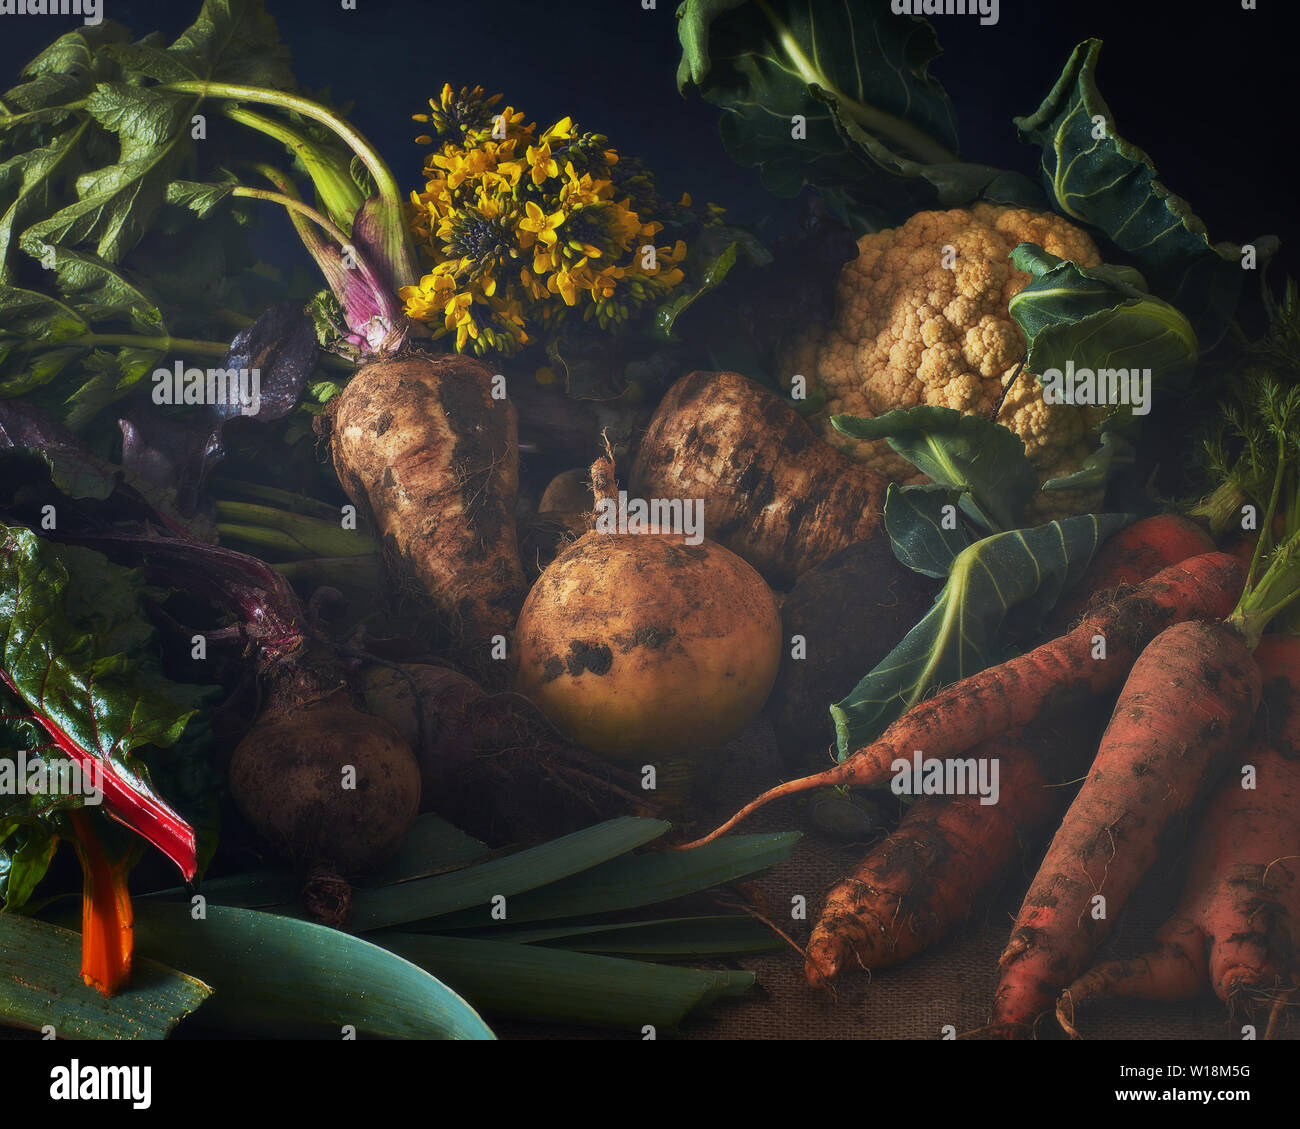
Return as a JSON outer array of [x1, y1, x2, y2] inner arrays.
[[1047, 514, 1215, 631], [680, 552, 1247, 850], [990, 619, 1262, 1036], [1055, 634, 1300, 1037], [807, 729, 1059, 985]]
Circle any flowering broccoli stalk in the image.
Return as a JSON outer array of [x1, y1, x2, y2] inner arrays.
[[400, 84, 693, 358]]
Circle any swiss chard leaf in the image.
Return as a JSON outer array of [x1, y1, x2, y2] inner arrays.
[[1014, 39, 1274, 346], [0, 523, 212, 880], [830, 511, 1131, 757], [0, 400, 118, 499], [676, 0, 1041, 231], [832, 407, 1039, 534]]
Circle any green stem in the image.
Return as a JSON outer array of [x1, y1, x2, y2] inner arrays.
[[216, 502, 378, 558], [1246, 432, 1287, 593], [18, 333, 232, 356], [220, 105, 365, 231], [273, 555, 383, 587], [0, 100, 88, 127], [12, 332, 353, 372], [211, 478, 346, 522], [161, 81, 416, 286], [231, 185, 354, 251]]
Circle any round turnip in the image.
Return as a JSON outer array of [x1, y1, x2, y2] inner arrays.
[[513, 457, 782, 760]]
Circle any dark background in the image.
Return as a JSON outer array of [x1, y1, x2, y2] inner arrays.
[[0, 0, 1293, 277]]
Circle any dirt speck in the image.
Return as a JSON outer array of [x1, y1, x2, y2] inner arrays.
[[566, 640, 613, 677]]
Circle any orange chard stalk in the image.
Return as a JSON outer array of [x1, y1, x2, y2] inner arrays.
[[67, 809, 135, 997]]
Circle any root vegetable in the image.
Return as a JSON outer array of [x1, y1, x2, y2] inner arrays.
[[991, 620, 1262, 1035], [229, 694, 421, 875], [514, 456, 782, 759], [539, 468, 593, 514], [630, 371, 886, 587], [681, 552, 1247, 848], [328, 354, 526, 665], [1056, 634, 1300, 1037], [806, 703, 1107, 985], [1047, 514, 1215, 630], [359, 662, 646, 843]]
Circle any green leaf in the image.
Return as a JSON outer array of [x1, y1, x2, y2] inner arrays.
[[884, 483, 973, 579], [1007, 244, 1199, 457], [652, 224, 770, 341], [1041, 428, 1136, 492], [832, 407, 1038, 534], [23, 84, 193, 264], [142, 814, 492, 909], [1014, 39, 1274, 345], [129, 902, 494, 1039], [1008, 244, 1199, 386], [0, 524, 211, 879], [0, 913, 212, 1039], [376, 934, 751, 1032], [676, 0, 1039, 230], [165, 178, 237, 219], [102, 0, 293, 88], [830, 512, 1132, 756], [368, 813, 490, 883], [32, 244, 165, 336], [347, 817, 671, 932], [0, 121, 90, 280], [420, 830, 800, 930], [0, 822, 56, 910]]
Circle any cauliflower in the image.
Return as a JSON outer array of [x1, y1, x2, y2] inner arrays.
[[782, 203, 1109, 520]]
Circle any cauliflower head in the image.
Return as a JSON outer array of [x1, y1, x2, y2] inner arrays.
[[782, 203, 1109, 520]]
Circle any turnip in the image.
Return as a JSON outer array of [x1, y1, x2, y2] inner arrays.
[[513, 456, 782, 762]]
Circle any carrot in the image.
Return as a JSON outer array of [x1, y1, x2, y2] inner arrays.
[[806, 717, 1095, 985], [990, 619, 1262, 1035], [679, 551, 1247, 850], [1047, 514, 1215, 631], [1055, 634, 1300, 1036]]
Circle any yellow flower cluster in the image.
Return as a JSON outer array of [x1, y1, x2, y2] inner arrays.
[[401, 85, 689, 356]]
